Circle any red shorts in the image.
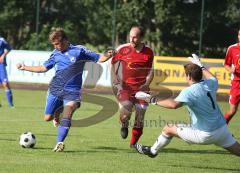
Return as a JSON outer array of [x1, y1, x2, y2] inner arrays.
[[117, 90, 148, 106], [229, 80, 240, 105]]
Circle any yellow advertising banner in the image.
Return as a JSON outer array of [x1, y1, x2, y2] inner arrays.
[[151, 56, 231, 94]]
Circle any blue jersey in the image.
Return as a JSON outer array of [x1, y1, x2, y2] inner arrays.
[[0, 37, 12, 66], [44, 44, 100, 100], [175, 77, 226, 132]]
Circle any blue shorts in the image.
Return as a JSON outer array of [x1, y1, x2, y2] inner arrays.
[[0, 65, 8, 83], [44, 91, 81, 117]]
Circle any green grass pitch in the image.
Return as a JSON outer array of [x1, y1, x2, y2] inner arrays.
[[0, 89, 240, 173]]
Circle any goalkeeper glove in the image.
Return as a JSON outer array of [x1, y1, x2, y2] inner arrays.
[[188, 54, 203, 68], [135, 91, 158, 105]]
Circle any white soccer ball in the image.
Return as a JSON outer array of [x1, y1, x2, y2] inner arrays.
[[19, 132, 36, 148]]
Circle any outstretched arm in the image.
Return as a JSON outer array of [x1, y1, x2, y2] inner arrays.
[[139, 64, 154, 91], [135, 91, 183, 109], [202, 67, 215, 79], [224, 64, 235, 73], [98, 49, 116, 63], [16, 63, 48, 73], [155, 98, 183, 109], [188, 54, 216, 79]]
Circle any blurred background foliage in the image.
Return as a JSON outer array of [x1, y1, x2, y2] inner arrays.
[[0, 0, 239, 57]]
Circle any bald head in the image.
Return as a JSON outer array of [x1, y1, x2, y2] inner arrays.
[[129, 26, 144, 48]]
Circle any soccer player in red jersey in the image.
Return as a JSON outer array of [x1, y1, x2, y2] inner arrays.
[[111, 26, 154, 148], [224, 29, 240, 124]]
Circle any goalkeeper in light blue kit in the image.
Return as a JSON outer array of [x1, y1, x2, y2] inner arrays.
[[134, 54, 240, 157], [0, 37, 14, 107], [17, 28, 115, 152]]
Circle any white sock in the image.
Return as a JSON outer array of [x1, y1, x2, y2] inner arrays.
[[150, 133, 172, 154]]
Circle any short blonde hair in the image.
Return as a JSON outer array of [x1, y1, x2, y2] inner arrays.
[[48, 27, 68, 43]]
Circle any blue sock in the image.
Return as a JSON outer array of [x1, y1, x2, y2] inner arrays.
[[5, 90, 13, 107], [57, 118, 71, 143]]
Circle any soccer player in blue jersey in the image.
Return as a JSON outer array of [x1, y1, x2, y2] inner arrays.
[[134, 54, 240, 157], [0, 37, 14, 107], [17, 28, 115, 152]]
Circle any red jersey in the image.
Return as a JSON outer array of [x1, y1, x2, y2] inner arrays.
[[111, 43, 154, 91], [224, 43, 240, 81]]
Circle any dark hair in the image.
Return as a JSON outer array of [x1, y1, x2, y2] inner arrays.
[[130, 25, 145, 38], [184, 63, 203, 82], [49, 27, 68, 43]]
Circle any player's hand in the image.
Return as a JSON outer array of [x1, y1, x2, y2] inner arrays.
[[104, 48, 117, 58], [135, 91, 157, 105], [16, 63, 25, 70], [188, 54, 203, 67], [230, 67, 236, 73], [112, 76, 120, 85]]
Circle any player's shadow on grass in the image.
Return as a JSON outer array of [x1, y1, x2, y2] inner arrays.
[[162, 148, 230, 155], [168, 163, 240, 172], [13, 105, 44, 110], [93, 146, 136, 153], [64, 146, 136, 153], [33, 147, 53, 150], [0, 138, 16, 142]]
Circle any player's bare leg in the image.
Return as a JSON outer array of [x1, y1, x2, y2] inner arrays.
[[44, 114, 54, 121], [119, 101, 133, 139], [52, 106, 63, 127], [135, 124, 175, 157], [130, 104, 146, 147], [2, 82, 14, 107], [224, 104, 238, 124], [53, 101, 80, 152], [44, 106, 63, 122]]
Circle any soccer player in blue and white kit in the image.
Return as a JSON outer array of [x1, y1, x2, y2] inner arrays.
[[0, 37, 14, 107], [134, 54, 240, 157], [17, 28, 115, 152]]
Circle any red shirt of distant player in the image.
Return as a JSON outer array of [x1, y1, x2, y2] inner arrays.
[[224, 43, 240, 105], [224, 43, 240, 81], [111, 43, 154, 92]]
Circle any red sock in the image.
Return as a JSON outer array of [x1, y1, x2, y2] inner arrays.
[[224, 113, 233, 124], [130, 128, 143, 145]]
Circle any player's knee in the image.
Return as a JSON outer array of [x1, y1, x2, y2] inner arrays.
[[2, 82, 10, 89], [119, 101, 133, 113], [229, 109, 237, 115], [120, 113, 131, 123], [162, 124, 175, 136], [44, 115, 53, 121]]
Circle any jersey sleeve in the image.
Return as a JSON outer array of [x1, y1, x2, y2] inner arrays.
[[80, 46, 100, 62], [43, 54, 55, 70], [205, 77, 218, 91], [174, 88, 193, 106], [224, 46, 232, 66], [111, 54, 121, 64], [2, 38, 12, 51], [111, 46, 123, 64]]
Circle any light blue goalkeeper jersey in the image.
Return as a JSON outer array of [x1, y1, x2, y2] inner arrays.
[[175, 77, 226, 132]]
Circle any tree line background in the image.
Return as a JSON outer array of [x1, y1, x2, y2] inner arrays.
[[0, 0, 239, 58]]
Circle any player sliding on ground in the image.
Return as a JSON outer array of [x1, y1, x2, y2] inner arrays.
[[16, 27, 115, 152], [134, 54, 240, 157]]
